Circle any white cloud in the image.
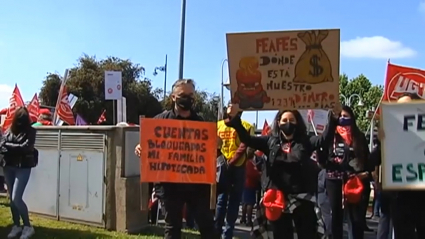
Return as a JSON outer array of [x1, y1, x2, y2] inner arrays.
[[0, 84, 14, 109], [341, 36, 416, 59]]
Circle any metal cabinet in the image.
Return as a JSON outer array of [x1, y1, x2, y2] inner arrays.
[[25, 130, 106, 226], [58, 133, 106, 225], [24, 132, 60, 217]]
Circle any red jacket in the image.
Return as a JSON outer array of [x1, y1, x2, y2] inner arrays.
[[245, 159, 261, 189]]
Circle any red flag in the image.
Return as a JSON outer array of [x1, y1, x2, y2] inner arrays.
[[55, 85, 75, 125], [375, 63, 425, 118], [2, 84, 25, 131], [97, 110, 106, 124], [256, 120, 271, 157], [261, 120, 271, 136], [27, 94, 40, 123]]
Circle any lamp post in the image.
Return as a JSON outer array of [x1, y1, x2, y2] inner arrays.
[[153, 55, 167, 99], [221, 59, 228, 106], [340, 93, 364, 107], [178, 0, 186, 79]]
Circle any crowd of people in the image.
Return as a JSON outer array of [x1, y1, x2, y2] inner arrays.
[[135, 78, 425, 239], [0, 77, 422, 239]]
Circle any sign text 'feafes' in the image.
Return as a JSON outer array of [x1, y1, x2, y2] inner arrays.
[[226, 29, 340, 111]]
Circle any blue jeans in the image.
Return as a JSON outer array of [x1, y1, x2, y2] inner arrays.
[[215, 165, 245, 239], [3, 166, 31, 226]]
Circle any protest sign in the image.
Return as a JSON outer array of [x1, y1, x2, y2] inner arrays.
[[299, 109, 329, 133], [381, 102, 425, 190], [226, 29, 340, 111], [139, 118, 217, 184]]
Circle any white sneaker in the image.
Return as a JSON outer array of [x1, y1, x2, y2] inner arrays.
[[19, 226, 34, 239], [7, 225, 22, 238]]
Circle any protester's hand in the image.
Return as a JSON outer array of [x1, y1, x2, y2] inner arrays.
[[226, 105, 239, 119], [135, 144, 142, 157]]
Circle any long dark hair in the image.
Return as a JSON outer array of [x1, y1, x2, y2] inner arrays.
[[270, 110, 307, 138], [339, 105, 367, 166], [10, 107, 32, 135]]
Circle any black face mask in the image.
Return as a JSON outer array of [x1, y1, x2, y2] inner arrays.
[[279, 123, 297, 136], [176, 97, 194, 111]]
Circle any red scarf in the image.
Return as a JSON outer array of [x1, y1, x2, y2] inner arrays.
[[336, 126, 352, 145]]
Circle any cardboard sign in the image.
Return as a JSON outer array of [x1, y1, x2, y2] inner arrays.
[[380, 102, 425, 190], [226, 29, 340, 111], [139, 118, 217, 184]]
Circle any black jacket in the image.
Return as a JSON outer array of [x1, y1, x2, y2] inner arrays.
[[0, 127, 37, 168], [324, 132, 371, 175], [226, 112, 337, 194]]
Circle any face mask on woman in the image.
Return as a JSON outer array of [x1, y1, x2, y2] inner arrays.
[[339, 117, 352, 126], [279, 123, 297, 136]]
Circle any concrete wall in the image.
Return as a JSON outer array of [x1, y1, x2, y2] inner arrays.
[[105, 126, 149, 233]]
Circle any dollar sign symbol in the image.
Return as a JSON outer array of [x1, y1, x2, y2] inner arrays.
[[309, 55, 323, 77]]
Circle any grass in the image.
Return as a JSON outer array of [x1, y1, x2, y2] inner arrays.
[[0, 197, 200, 239]]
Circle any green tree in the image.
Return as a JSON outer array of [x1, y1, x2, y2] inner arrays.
[[162, 89, 220, 122], [339, 74, 383, 131], [39, 74, 62, 106], [39, 55, 163, 124]]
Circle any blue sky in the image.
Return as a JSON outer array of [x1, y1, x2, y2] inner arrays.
[[1, 0, 424, 126]]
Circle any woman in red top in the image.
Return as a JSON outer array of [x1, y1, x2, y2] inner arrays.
[[240, 148, 261, 227]]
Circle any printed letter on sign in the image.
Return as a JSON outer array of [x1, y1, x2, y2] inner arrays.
[[139, 118, 217, 184]]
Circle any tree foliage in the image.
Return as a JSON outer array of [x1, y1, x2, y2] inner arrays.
[[339, 74, 383, 131], [162, 90, 220, 122], [39, 55, 163, 124]]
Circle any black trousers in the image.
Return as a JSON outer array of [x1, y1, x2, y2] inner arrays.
[[326, 179, 364, 239], [391, 191, 425, 239], [159, 183, 216, 239], [360, 180, 371, 226], [270, 200, 317, 239]]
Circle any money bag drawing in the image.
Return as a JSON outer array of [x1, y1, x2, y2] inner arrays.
[[293, 30, 333, 84], [232, 56, 270, 109]]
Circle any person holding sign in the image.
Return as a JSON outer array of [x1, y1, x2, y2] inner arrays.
[[320, 105, 371, 239], [134, 79, 216, 239], [225, 106, 337, 239], [215, 102, 255, 239], [379, 92, 425, 239]]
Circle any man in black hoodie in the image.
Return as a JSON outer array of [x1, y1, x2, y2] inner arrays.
[[378, 92, 425, 239]]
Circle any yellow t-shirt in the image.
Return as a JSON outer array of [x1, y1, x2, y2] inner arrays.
[[217, 120, 255, 166]]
